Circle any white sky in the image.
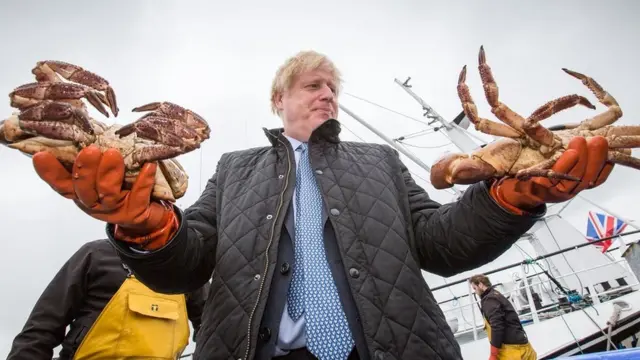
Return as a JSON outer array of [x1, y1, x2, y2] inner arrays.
[[1, 0, 639, 356]]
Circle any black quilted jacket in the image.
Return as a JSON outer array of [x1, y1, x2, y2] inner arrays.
[[109, 119, 545, 360]]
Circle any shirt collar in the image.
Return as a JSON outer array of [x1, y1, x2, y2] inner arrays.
[[283, 134, 304, 151]]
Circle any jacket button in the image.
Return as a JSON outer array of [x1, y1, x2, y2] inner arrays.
[[315, 169, 323, 175], [280, 262, 290, 274], [330, 208, 340, 216], [349, 268, 360, 278], [259, 327, 271, 341]]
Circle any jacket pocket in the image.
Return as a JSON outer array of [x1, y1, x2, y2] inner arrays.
[[116, 293, 181, 358]]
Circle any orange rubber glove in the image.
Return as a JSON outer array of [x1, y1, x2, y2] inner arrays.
[[491, 136, 613, 215], [489, 345, 499, 360], [32, 144, 178, 250]]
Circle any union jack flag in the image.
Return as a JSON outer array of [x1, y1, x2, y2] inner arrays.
[[585, 211, 627, 253]]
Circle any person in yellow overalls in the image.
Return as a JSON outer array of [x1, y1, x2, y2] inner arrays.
[[6, 239, 210, 360], [469, 274, 537, 360]]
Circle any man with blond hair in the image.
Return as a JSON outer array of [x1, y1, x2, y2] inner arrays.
[[32, 49, 613, 359]]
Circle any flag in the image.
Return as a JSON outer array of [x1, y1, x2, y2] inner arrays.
[[585, 211, 627, 253]]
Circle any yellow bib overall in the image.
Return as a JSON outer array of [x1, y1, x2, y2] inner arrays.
[[73, 275, 190, 359], [484, 318, 537, 360]]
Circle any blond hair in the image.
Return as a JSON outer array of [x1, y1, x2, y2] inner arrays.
[[270, 50, 342, 116]]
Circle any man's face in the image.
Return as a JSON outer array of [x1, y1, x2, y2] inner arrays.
[[275, 66, 338, 141], [471, 283, 485, 296]]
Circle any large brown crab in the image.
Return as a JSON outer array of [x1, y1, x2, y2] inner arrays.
[[0, 60, 210, 202], [430, 46, 640, 189]]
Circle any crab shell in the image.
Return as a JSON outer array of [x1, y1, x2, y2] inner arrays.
[[0, 113, 188, 202]]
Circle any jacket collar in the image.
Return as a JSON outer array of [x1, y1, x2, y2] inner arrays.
[[480, 285, 494, 299], [262, 118, 342, 148]]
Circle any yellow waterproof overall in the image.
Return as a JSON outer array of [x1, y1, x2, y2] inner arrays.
[[73, 275, 190, 360], [484, 319, 537, 360]]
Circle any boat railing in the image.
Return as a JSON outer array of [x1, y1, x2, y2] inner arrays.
[[430, 231, 640, 341]]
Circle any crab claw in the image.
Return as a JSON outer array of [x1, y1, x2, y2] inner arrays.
[[16, 100, 95, 145], [430, 152, 498, 189], [32, 60, 119, 117], [131, 101, 210, 141], [114, 103, 209, 165], [9, 81, 110, 118]]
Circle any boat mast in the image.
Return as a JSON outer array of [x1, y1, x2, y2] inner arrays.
[[393, 77, 484, 153]]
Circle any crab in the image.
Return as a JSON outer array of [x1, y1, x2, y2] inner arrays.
[[0, 60, 210, 202], [430, 46, 640, 189]]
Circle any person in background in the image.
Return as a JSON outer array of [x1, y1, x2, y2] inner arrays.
[[30, 49, 613, 359], [469, 274, 537, 360], [6, 239, 210, 360]]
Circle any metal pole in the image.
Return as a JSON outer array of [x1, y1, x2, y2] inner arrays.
[[429, 229, 640, 291], [338, 104, 464, 196], [467, 284, 478, 340], [393, 78, 453, 130], [393, 78, 482, 153]]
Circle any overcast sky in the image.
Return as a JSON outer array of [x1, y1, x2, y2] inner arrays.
[[1, 0, 639, 357]]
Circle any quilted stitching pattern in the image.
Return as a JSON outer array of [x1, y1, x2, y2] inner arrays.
[[198, 134, 465, 360]]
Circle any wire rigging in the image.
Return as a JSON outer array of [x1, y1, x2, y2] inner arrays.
[[342, 92, 454, 147]]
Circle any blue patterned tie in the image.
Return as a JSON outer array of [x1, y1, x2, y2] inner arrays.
[[286, 142, 355, 360]]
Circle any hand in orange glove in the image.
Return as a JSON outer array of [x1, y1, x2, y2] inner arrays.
[[491, 136, 613, 215], [489, 345, 499, 360], [32, 144, 178, 250]]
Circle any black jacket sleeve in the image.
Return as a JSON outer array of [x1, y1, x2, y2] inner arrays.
[[482, 297, 506, 348], [185, 280, 210, 340], [399, 154, 545, 277], [108, 164, 221, 295], [6, 245, 92, 360]]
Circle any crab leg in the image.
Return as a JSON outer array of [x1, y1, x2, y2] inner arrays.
[[457, 65, 523, 138], [527, 94, 596, 124], [32, 61, 119, 117], [562, 68, 623, 130], [477, 46, 527, 134], [606, 136, 640, 149], [590, 125, 640, 137], [608, 151, 640, 170], [514, 152, 581, 182]]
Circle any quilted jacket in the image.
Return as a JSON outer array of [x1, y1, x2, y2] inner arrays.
[[109, 119, 545, 360]]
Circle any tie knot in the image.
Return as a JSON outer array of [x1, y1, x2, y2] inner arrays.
[[297, 143, 308, 152]]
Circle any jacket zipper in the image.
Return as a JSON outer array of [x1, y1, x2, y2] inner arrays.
[[244, 138, 292, 360]]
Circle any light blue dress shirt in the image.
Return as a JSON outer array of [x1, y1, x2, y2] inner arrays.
[[273, 134, 307, 356]]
